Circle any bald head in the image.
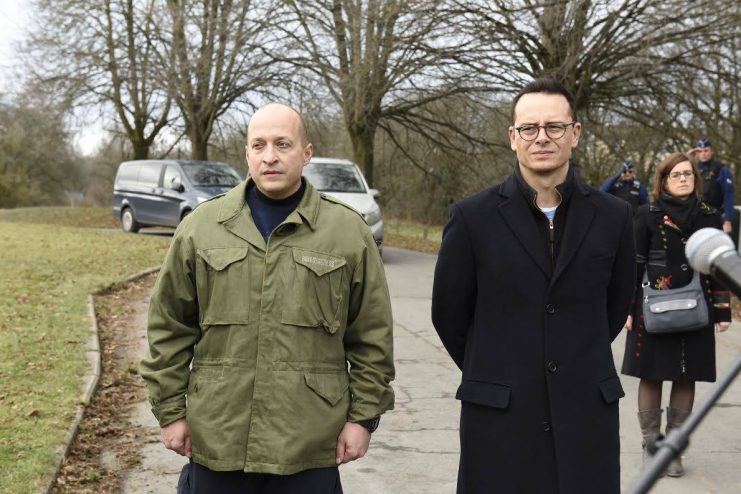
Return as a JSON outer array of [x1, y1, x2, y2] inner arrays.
[[245, 102, 314, 199], [247, 103, 309, 146]]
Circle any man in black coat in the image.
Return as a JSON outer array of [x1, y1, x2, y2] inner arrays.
[[431, 78, 636, 494]]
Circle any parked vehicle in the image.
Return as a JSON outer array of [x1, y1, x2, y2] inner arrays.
[[303, 157, 384, 252], [113, 159, 242, 233]]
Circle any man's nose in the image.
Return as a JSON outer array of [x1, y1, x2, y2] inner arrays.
[[262, 145, 279, 163], [534, 126, 550, 142]]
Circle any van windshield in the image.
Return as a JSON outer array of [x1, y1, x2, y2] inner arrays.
[[182, 163, 242, 186], [303, 163, 366, 193]]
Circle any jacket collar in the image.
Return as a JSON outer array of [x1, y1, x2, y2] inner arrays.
[[499, 161, 595, 283], [216, 177, 321, 245], [510, 160, 579, 209]]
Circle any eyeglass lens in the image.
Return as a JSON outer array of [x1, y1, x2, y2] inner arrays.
[[518, 124, 570, 140]]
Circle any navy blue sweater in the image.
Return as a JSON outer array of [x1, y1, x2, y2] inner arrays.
[[246, 180, 306, 242]]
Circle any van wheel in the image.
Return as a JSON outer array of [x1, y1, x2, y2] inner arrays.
[[181, 209, 192, 222], [121, 208, 140, 233]]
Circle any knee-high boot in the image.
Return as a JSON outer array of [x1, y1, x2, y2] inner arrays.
[[665, 407, 691, 477], [637, 409, 663, 467]]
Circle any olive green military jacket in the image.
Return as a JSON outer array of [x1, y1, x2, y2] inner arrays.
[[140, 178, 395, 474]]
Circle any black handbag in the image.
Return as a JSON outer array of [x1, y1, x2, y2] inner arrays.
[[641, 270, 709, 334]]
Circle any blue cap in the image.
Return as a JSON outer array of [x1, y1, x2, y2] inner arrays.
[[697, 137, 711, 148], [620, 161, 635, 173]]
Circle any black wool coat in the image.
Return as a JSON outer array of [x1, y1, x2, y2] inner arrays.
[[432, 167, 636, 494], [621, 201, 730, 382]]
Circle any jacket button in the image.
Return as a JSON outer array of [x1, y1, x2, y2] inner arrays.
[[547, 361, 558, 373], [541, 420, 552, 432], [545, 304, 556, 314]]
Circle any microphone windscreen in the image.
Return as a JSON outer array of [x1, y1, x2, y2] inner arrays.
[[685, 228, 735, 274]]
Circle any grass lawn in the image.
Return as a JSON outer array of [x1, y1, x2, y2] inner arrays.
[[0, 207, 170, 493], [384, 218, 442, 254]]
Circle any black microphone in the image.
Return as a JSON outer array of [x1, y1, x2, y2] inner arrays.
[[685, 228, 741, 297]]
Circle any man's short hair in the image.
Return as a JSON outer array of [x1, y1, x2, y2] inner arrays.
[[511, 78, 577, 123]]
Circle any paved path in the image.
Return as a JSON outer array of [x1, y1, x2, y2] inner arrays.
[[123, 247, 741, 493]]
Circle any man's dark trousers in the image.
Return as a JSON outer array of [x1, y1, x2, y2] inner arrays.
[[189, 462, 343, 494]]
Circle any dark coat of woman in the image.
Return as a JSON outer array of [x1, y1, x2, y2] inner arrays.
[[432, 166, 636, 494], [621, 197, 731, 382]]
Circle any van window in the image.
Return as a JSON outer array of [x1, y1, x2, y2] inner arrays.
[[303, 163, 366, 193], [163, 165, 183, 190], [117, 164, 139, 186], [138, 163, 162, 187], [181, 162, 241, 186]]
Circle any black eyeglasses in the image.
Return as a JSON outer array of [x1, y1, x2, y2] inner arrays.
[[667, 170, 694, 180], [513, 122, 576, 141]]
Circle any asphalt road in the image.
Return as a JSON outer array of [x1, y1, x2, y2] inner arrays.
[[123, 247, 741, 493]]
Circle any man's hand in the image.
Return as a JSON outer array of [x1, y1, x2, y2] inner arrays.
[[161, 418, 192, 457], [335, 421, 371, 464], [723, 220, 732, 233], [624, 314, 633, 331]]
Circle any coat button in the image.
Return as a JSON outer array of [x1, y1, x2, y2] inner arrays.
[[541, 420, 552, 432], [545, 304, 556, 314], [547, 361, 558, 373]]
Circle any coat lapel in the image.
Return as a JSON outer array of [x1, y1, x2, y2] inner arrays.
[[498, 176, 553, 279], [551, 184, 596, 284]]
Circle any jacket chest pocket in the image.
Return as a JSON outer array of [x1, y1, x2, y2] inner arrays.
[[195, 247, 249, 326], [281, 248, 347, 334]]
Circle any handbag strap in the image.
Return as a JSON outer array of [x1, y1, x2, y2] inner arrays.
[[642, 269, 702, 292]]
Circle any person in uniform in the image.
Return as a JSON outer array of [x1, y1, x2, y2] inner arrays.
[[599, 160, 648, 214]]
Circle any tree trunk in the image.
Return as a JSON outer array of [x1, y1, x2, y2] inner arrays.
[[132, 141, 149, 160], [349, 123, 377, 187], [189, 125, 210, 161]]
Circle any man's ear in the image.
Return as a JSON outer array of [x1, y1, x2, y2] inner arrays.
[[570, 122, 582, 148], [508, 127, 517, 152]]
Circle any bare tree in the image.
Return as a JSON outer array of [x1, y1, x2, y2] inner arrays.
[[29, 0, 174, 159], [163, 0, 281, 160], [278, 0, 491, 186], [455, 0, 737, 174], [655, 14, 741, 173]]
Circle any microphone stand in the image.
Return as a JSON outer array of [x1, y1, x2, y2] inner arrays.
[[627, 354, 741, 494]]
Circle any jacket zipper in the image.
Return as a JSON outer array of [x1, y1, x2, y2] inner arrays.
[[680, 338, 686, 375], [548, 219, 555, 265], [532, 190, 561, 266]]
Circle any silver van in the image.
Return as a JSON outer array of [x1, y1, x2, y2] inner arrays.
[[112, 159, 242, 232]]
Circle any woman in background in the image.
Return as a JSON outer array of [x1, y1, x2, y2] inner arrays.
[[621, 152, 732, 477]]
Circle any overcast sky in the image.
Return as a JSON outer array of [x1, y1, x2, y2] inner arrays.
[[0, 0, 29, 93], [0, 1, 106, 154]]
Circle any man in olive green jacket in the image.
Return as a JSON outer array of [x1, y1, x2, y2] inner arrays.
[[140, 103, 394, 493]]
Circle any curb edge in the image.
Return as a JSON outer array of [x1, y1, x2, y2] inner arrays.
[[38, 266, 161, 494]]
